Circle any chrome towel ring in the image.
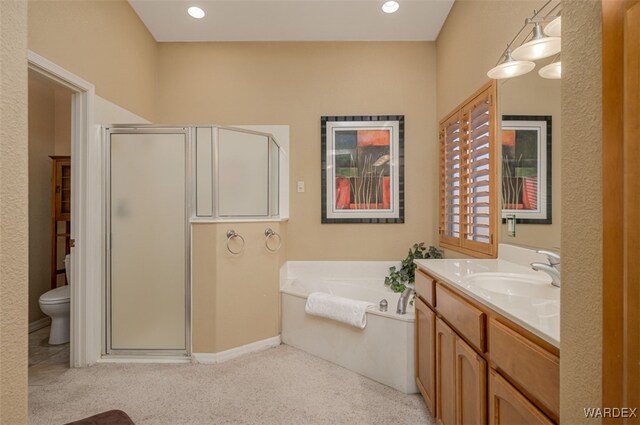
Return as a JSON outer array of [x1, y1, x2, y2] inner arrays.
[[264, 228, 282, 253], [226, 229, 245, 255]]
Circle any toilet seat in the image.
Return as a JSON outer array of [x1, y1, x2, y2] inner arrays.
[[39, 285, 70, 305]]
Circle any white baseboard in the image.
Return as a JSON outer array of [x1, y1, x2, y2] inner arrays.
[[29, 317, 51, 333], [193, 335, 281, 365], [191, 353, 217, 364]]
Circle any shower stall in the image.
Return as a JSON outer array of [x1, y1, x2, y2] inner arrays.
[[104, 125, 282, 357]]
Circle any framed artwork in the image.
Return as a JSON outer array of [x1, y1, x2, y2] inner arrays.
[[321, 115, 404, 224], [501, 115, 552, 224]]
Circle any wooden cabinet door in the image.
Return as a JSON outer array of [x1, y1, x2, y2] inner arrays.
[[489, 370, 553, 425], [456, 336, 486, 425], [54, 158, 71, 221], [436, 317, 456, 425], [416, 297, 436, 415]]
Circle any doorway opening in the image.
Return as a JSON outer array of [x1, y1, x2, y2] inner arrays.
[[27, 69, 74, 377], [28, 51, 100, 368]]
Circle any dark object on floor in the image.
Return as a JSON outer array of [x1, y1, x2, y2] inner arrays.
[[64, 410, 135, 425]]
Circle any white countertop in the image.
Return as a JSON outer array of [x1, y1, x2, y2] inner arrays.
[[414, 258, 560, 348]]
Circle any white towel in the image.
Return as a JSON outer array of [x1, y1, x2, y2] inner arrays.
[[305, 292, 374, 329]]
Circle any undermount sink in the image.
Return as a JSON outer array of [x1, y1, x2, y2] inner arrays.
[[461, 272, 559, 300]]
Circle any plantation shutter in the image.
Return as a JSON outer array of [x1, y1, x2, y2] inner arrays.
[[439, 81, 497, 258], [439, 113, 462, 248]]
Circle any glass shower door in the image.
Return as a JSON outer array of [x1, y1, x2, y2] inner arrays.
[[108, 130, 188, 353]]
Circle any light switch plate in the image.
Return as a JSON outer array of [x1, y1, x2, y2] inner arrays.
[[297, 181, 305, 193]]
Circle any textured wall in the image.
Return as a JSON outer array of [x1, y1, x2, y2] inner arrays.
[[560, 1, 603, 423], [158, 42, 438, 262], [28, 0, 159, 121], [0, 0, 29, 422]]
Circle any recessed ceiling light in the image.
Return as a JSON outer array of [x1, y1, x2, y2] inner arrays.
[[382, 1, 400, 14], [187, 6, 205, 19]]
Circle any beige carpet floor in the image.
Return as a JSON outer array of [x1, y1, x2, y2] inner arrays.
[[29, 344, 435, 425]]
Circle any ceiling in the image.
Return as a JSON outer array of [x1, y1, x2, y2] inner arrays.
[[128, 0, 455, 42]]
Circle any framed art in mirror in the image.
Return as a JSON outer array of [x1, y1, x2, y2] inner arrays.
[[321, 115, 404, 224], [501, 115, 552, 224]]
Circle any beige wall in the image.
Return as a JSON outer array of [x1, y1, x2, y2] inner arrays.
[[28, 0, 159, 121], [167, 42, 437, 351], [560, 1, 602, 422], [0, 0, 29, 422], [436, 0, 560, 251], [192, 222, 286, 352], [54, 89, 72, 155], [436, 0, 540, 119], [159, 42, 438, 261]]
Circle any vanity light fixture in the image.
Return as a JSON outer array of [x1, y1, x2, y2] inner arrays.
[[382, 1, 400, 14], [187, 6, 205, 19], [487, 0, 562, 81], [544, 16, 561, 37], [512, 22, 561, 61], [539, 60, 562, 79], [487, 48, 536, 80]]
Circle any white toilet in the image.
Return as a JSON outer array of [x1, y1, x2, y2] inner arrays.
[[39, 255, 71, 345]]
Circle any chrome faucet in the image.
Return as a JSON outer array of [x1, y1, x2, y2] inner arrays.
[[396, 286, 415, 315], [531, 263, 561, 287], [536, 249, 561, 272], [532, 249, 561, 287]]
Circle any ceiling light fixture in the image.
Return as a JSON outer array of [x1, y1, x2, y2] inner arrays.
[[544, 16, 561, 37], [539, 60, 561, 79], [187, 6, 205, 19], [382, 1, 400, 14], [487, 49, 536, 80], [512, 22, 561, 61]]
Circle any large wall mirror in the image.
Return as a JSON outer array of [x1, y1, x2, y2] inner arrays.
[[499, 67, 561, 249]]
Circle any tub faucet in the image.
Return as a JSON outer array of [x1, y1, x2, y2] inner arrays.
[[396, 286, 415, 315], [531, 263, 561, 288]]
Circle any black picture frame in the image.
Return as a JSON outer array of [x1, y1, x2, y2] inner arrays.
[[321, 115, 404, 224], [501, 115, 552, 224]]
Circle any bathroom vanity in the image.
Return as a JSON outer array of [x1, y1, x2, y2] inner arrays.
[[414, 253, 560, 424]]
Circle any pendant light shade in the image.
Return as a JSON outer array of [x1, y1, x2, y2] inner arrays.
[[539, 61, 562, 79], [512, 23, 561, 61], [487, 50, 535, 80], [544, 16, 561, 37]]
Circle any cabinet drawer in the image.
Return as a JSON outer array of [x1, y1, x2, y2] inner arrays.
[[415, 269, 435, 307], [489, 319, 559, 420], [435, 283, 486, 352]]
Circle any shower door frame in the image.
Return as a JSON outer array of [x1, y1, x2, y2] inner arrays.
[[104, 126, 192, 357]]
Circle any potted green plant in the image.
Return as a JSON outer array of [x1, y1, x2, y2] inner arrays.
[[384, 242, 443, 293]]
